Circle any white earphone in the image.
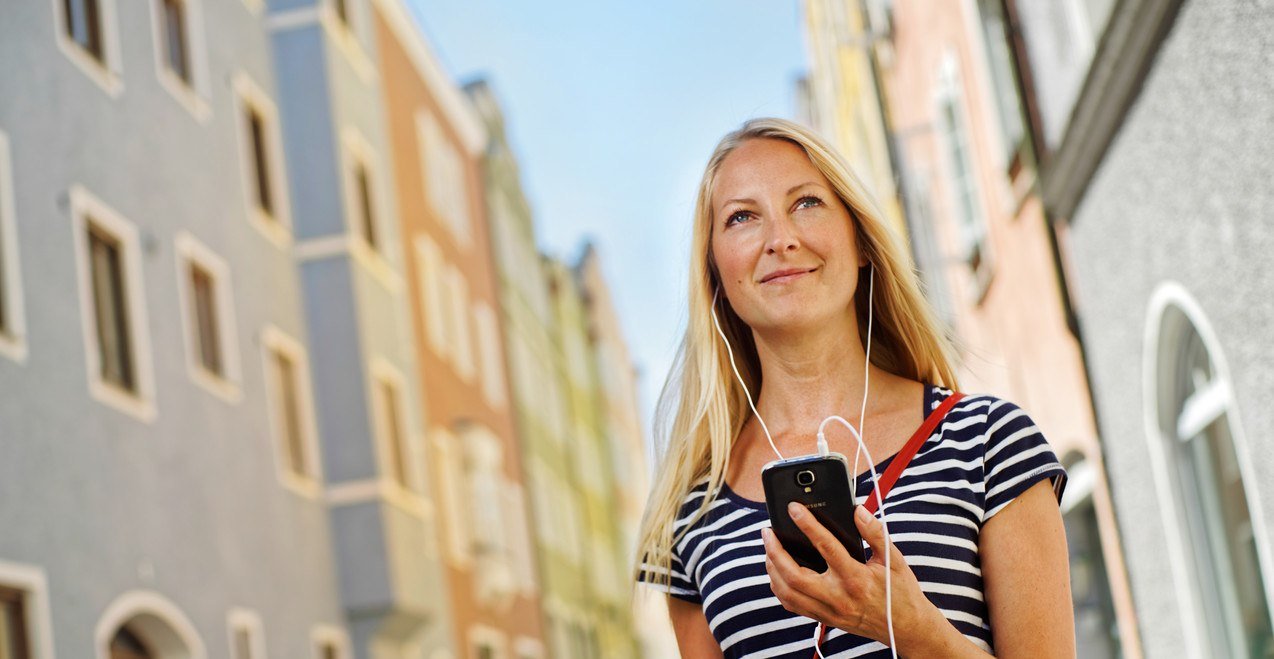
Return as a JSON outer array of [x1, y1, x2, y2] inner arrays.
[[710, 265, 898, 659]]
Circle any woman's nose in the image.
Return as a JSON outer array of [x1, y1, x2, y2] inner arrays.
[[764, 215, 801, 254]]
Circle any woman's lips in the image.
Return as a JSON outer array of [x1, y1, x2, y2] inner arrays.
[[760, 268, 815, 285]]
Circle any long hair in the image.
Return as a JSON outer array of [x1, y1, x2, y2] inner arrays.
[[634, 117, 960, 588]]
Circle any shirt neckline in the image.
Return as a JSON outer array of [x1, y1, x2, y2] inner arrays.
[[718, 382, 937, 510]]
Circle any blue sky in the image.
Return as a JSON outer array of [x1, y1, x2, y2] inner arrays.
[[407, 0, 809, 438]]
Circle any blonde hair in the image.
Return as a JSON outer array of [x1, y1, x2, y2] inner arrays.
[[634, 117, 960, 589]]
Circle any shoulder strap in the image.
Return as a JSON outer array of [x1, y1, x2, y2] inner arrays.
[[862, 391, 965, 515]]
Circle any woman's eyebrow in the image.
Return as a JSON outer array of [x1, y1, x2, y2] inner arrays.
[[721, 182, 821, 209]]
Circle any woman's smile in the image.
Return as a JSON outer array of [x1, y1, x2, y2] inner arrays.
[[760, 266, 818, 285]]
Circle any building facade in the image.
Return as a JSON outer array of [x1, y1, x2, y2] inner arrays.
[[373, 6, 546, 659], [800, 1, 1142, 656], [265, 0, 449, 654], [1008, 0, 1274, 655], [0, 0, 351, 656]]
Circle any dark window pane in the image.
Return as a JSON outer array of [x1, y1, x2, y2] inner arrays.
[[109, 625, 153, 659], [355, 163, 377, 250], [161, 0, 190, 84], [189, 263, 222, 376], [380, 381, 406, 488], [247, 108, 274, 217], [65, 0, 105, 62], [232, 627, 253, 659], [320, 642, 338, 659], [274, 350, 306, 477], [0, 586, 30, 659], [332, 0, 349, 27], [89, 226, 135, 391]]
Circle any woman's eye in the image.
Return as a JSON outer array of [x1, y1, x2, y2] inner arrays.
[[795, 195, 822, 210], [725, 211, 750, 226]]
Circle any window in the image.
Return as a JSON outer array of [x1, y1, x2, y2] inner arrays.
[[63, 0, 105, 62], [261, 325, 320, 494], [72, 186, 155, 420], [95, 591, 202, 659], [247, 108, 273, 217], [371, 362, 414, 492], [331, 0, 349, 27], [0, 586, 29, 659], [468, 627, 506, 659], [0, 130, 26, 363], [434, 428, 471, 565], [227, 609, 265, 659], [310, 627, 348, 659], [159, 0, 189, 83], [446, 266, 475, 381], [1148, 284, 1273, 658], [234, 74, 290, 246], [935, 56, 991, 291], [354, 161, 377, 251], [474, 302, 506, 408], [1059, 454, 1121, 658], [88, 227, 133, 391], [415, 110, 472, 247], [414, 234, 448, 354], [175, 233, 241, 400], [54, 0, 121, 94], [976, 0, 1027, 169]]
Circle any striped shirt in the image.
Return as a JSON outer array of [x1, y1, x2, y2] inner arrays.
[[640, 384, 1067, 658]]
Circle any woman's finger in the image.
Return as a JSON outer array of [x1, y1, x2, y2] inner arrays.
[[763, 532, 840, 622], [761, 527, 823, 598], [788, 502, 869, 577], [855, 505, 906, 570]]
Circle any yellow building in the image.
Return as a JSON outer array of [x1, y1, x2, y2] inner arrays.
[[800, 0, 907, 238]]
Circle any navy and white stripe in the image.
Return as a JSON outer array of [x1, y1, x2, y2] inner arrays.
[[639, 385, 1067, 658]]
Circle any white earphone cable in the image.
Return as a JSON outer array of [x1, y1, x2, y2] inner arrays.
[[713, 268, 896, 658]]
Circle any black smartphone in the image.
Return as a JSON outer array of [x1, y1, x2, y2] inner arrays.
[[762, 453, 866, 571]]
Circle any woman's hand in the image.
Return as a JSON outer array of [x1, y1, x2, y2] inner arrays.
[[761, 502, 957, 655]]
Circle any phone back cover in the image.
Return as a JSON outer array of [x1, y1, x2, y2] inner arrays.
[[762, 455, 867, 571]]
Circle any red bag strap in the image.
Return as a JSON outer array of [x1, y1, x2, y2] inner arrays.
[[861, 391, 965, 515]]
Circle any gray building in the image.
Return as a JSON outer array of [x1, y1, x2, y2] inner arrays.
[[264, 0, 452, 656], [0, 0, 351, 656], [1011, 0, 1274, 656]]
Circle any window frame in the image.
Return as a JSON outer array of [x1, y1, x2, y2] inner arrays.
[[368, 358, 419, 494], [93, 590, 206, 659], [233, 73, 293, 249], [933, 53, 994, 300], [1142, 281, 1274, 657], [414, 109, 472, 248], [260, 324, 322, 497], [0, 560, 54, 659], [445, 265, 475, 382], [226, 608, 266, 659], [339, 127, 387, 257], [71, 185, 157, 422], [310, 625, 350, 659], [0, 130, 27, 364], [51, 0, 123, 96], [174, 232, 242, 402], [414, 234, 449, 355], [473, 301, 507, 410], [147, 0, 211, 121], [468, 625, 507, 659]]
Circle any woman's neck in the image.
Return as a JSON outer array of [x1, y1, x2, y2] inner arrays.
[[750, 316, 892, 439]]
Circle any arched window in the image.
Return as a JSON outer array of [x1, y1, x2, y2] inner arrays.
[[94, 591, 205, 659], [1058, 451, 1120, 658], [1147, 282, 1273, 657]]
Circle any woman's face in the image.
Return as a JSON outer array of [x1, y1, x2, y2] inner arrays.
[[710, 138, 865, 335]]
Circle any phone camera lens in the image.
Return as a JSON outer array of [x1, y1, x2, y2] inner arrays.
[[796, 470, 816, 487]]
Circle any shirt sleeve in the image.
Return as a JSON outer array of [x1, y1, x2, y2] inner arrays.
[[637, 541, 701, 603], [981, 398, 1068, 522]]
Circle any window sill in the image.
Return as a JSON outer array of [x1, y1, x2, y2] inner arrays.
[[248, 208, 292, 250], [158, 69, 212, 124], [57, 36, 122, 98], [189, 364, 242, 404], [89, 378, 156, 423], [279, 470, 323, 499], [0, 332, 27, 365]]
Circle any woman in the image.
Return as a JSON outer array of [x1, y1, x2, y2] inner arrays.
[[635, 118, 1074, 658]]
